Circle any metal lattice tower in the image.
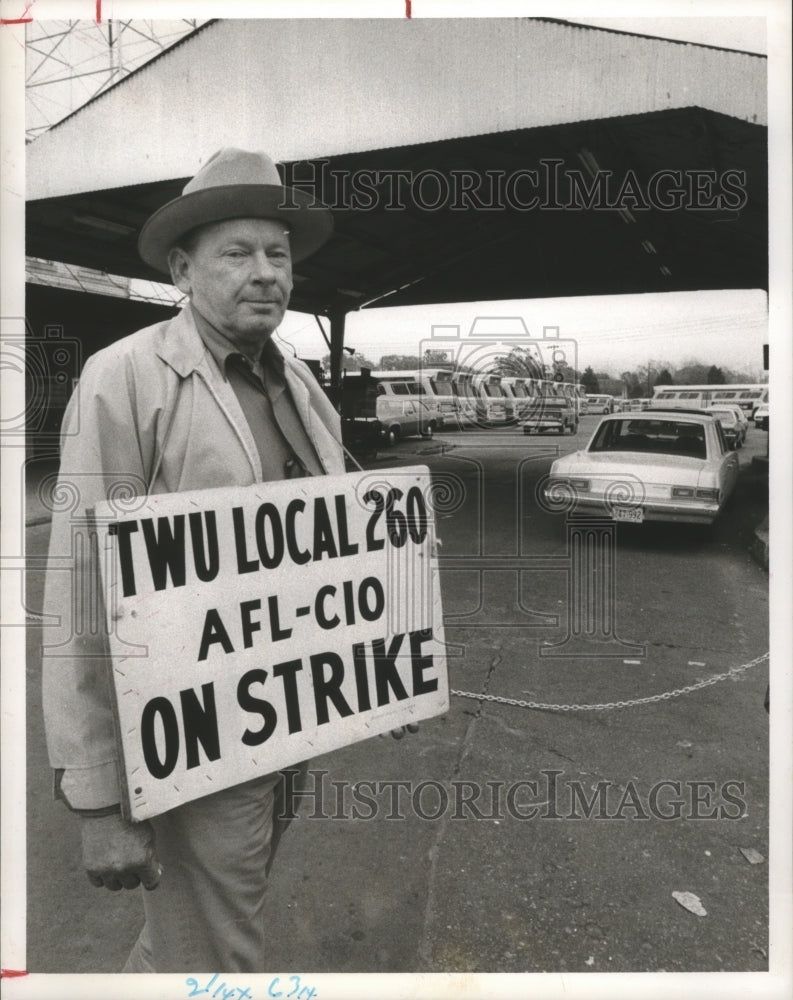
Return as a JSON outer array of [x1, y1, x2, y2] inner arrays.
[[26, 19, 208, 142]]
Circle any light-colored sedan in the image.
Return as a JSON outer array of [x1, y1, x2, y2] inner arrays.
[[705, 405, 746, 449], [705, 403, 748, 446], [542, 410, 739, 524]]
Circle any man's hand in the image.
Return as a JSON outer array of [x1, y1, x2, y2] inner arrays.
[[80, 813, 162, 891]]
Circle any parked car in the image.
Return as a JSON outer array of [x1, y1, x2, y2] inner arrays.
[[373, 375, 439, 443], [542, 410, 739, 524], [705, 403, 749, 442], [705, 406, 745, 449], [753, 403, 769, 431], [522, 395, 579, 435]]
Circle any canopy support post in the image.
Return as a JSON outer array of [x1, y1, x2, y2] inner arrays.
[[329, 308, 347, 390]]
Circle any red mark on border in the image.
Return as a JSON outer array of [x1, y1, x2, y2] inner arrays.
[[0, 2, 34, 24], [1, 970, 29, 978], [405, 0, 412, 18], [96, 0, 101, 23]]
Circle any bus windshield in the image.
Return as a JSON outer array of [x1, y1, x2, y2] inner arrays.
[[430, 379, 453, 395]]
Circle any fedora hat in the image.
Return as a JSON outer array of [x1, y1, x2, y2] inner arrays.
[[138, 147, 333, 273]]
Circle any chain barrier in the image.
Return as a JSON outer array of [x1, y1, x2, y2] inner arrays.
[[451, 651, 769, 712], [24, 602, 768, 710]]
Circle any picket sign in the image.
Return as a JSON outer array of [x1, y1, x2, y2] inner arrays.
[[93, 465, 448, 821]]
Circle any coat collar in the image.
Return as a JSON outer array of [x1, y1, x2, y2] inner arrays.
[[156, 305, 288, 379], [155, 306, 208, 377]]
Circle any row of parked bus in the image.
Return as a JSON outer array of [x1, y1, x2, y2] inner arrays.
[[336, 372, 769, 451], [649, 384, 768, 419], [583, 385, 769, 419], [338, 368, 586, 445]]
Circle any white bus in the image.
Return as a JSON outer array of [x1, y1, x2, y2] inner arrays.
[[651, 383, 768, 418], [586, 394, 616, 414], [450, 371, 479, 427], [416, 367, 458, 426], [500, 376, 533, 422], [536, 378, 586, 414], [472, 372, 509, 425]]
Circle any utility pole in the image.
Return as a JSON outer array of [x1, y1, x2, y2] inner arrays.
[[644, 360, 656, 397]]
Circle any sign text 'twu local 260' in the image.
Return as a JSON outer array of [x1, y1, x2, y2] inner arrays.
[[94, 466, 448, 821]]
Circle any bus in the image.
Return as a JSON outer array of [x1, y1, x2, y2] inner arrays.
[[451, 371, 509, 426], [569, 382, 588, 416], [651, 384, 768, 419], [450, 371, 479, 427], [586, 394, 616, 414], [373, 367, 460, 432], [536, 378, 586, 414], [472, 372, 509, 425], [500, 376, 533, 422], [415, 367, 458, 426]]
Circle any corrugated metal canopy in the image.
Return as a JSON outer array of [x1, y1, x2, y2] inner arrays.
[[26, 106, 767, 317], [26, 18, 766, 202]]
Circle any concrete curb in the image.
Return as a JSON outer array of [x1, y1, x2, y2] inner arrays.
[[751, 515, 769, 572], [748, 453, 769, 572]]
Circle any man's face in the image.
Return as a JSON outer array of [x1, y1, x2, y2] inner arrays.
[[171, 218, 293, 355]]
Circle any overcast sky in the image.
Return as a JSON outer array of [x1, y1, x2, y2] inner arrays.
[[275, 288, 768, 378]]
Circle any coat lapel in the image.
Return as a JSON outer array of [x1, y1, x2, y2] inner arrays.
[[155, 308, 262, 480], [281, 356, 345, 475]]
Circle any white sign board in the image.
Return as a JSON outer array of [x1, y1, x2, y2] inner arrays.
[[94, 466, 448, 821]]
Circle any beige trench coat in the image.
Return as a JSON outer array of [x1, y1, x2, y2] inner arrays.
[[42, 307, 345, 811]]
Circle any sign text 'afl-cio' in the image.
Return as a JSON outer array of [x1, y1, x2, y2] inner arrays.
[[94, 466, 448, 821]]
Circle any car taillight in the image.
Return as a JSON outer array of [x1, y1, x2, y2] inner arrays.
[[673, 485, 719, 501], [546, 477, 589, 492]]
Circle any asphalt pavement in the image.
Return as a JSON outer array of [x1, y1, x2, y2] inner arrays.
[[20, 418, 770, 977]]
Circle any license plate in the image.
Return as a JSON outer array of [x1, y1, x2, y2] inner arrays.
[[613, 507, 644, 523]]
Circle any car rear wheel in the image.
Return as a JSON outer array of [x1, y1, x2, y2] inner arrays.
[[386, 427, 399, 445], [421, 423, 435, 439]]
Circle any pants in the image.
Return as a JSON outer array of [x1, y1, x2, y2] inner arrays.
[[122, 769, 297, 973]]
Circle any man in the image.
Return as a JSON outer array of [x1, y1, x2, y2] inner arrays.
[[42, 148, 346, 972]]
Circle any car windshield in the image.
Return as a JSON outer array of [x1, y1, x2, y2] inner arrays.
[[589, 418, 707, 459]]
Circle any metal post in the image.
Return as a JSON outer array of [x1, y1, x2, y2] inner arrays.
[[329, 308, 346, 390]]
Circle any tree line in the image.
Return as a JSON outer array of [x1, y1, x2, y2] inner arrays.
[[318, 349, 764, 396], [580, 361, 764, 398]]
